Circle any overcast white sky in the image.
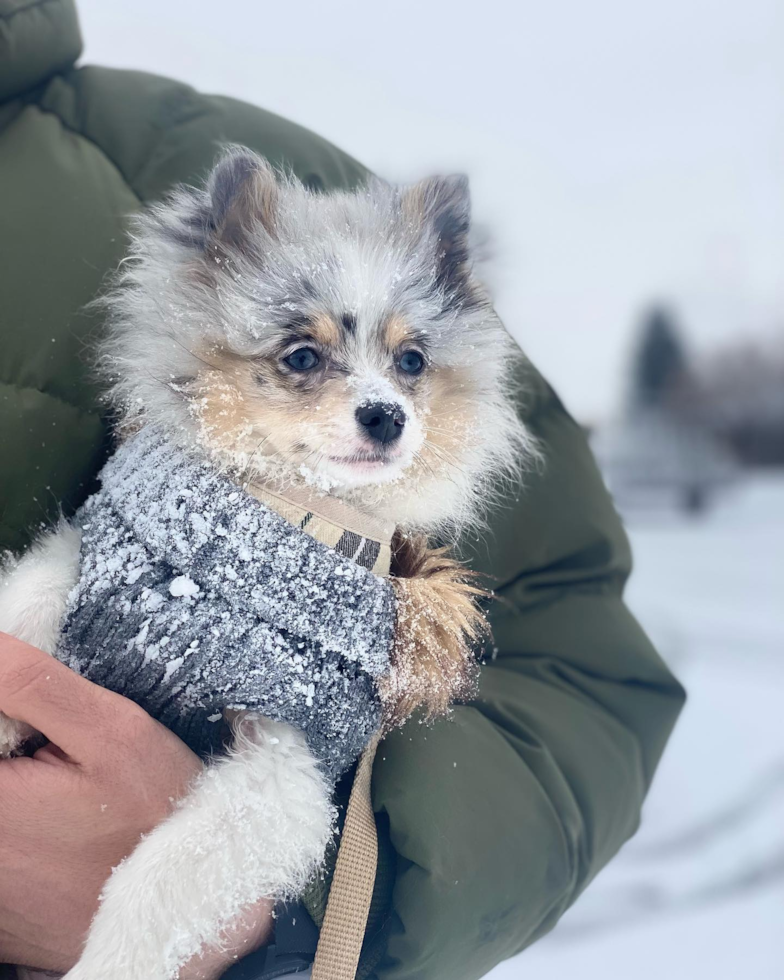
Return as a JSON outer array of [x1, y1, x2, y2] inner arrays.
[[77, 0, 783, 422]]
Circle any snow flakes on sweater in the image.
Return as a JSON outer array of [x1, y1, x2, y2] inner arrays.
[[57, 427, 395, 779]]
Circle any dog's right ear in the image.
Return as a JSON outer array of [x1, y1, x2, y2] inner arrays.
[[206, 148, 279, 251], [402, 175, 472, 300]]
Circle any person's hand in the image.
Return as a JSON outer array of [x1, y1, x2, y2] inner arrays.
[[0, 633, 273, 976]]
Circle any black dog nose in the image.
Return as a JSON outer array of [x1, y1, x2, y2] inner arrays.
[[356, 402, 406, 445]]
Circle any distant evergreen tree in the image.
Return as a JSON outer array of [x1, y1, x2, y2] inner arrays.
[[632, 306, 688, 409]]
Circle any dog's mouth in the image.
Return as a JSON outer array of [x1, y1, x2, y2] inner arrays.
[[323, 445, 412, 481], [327, 451, 395, 468]]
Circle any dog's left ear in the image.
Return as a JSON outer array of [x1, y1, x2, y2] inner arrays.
[[207, 147, 279, 251], [403, 175, 471, 294]]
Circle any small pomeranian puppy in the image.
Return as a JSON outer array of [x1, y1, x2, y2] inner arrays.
[[0, 148, 533, 979]]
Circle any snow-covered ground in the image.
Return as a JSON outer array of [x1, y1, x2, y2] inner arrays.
[[488, 473, 784, 980]]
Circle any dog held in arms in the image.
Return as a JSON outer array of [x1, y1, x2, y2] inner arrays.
[[0, 148, 535, 979]]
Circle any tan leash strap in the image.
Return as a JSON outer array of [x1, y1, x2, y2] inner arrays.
[[311, 736, 380, 980]]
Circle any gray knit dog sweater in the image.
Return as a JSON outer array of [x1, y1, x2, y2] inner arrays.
[[56, 427, 396, 780]]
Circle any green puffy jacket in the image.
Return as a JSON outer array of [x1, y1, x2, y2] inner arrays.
[[0, 2, 685, 978]]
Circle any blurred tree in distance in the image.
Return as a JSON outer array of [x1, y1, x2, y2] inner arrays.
[[631, 306, 690, 410], [691, 331, 784, 466], [596, 304, 734, 515]]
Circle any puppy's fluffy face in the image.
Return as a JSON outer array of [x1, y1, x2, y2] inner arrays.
[[100, 150, 533, 532], [191, 311, 432, 496]]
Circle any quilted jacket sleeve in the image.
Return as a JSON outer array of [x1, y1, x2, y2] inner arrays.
[[370, 368, 685, 979]]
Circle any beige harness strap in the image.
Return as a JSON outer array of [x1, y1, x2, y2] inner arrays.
[[311, 737, 380, 980], [245, 480, 391, 977]]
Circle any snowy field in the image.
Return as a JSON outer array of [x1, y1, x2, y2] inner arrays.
[[488, 473, 784, 979]]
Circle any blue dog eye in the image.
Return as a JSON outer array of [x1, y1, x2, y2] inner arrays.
[[285, 347, 320, 371], [398, 351, 424, 375]]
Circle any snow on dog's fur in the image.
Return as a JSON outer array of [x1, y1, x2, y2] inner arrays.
[[0, 149, 536, 979], [97, 147, 534, 534], [96, 148, 535, 724]]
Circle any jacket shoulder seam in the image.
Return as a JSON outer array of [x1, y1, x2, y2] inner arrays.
[[0, 379, 102, 419], [28, 101, 143, 206], [0, 0, 60, 23]]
